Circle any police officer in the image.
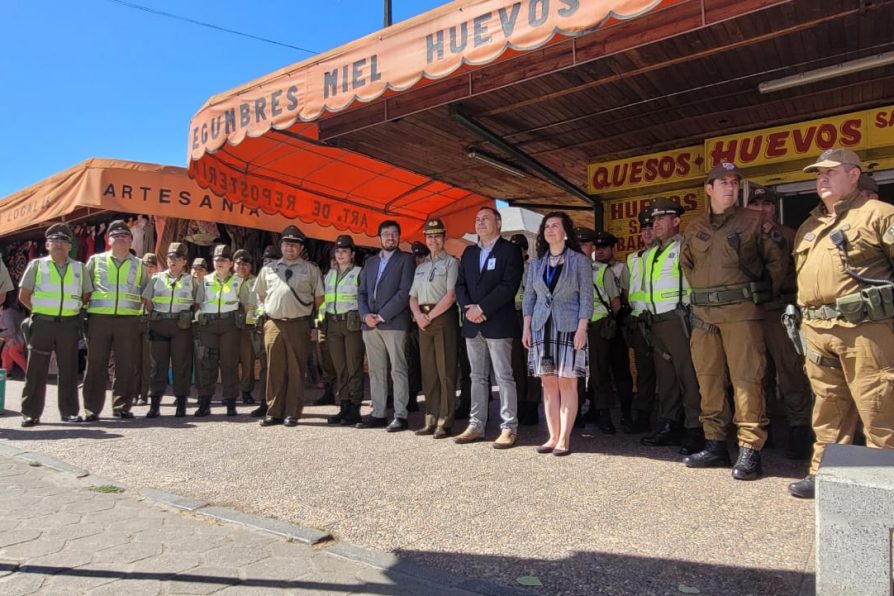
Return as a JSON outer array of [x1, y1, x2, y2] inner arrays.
[[132, 253, 159, 408], [625, 210, 657, 433], [141, 242, 197, 418], [234, 249, 258, 405], [83, 220, 149, 421], [639, 199, 703, 455], [405, 241, 429, 413], [194, 244, 251, 417], [410, 218, 460, 438], [254, 226, 324, 427], [250, 245, 281, 418], [18, 224, 91, 426], [0, 246, 14, 306], [788, 148, 894, 499], [324, 235, 365, 426], [191, 257, 208, 283], [509, 233, 541, 425], [681, 163, 786, 480], [746, 186, 814, 460], [576, 228, 623, 433]]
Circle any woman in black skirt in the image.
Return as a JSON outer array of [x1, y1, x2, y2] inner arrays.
[[522, 212, 594, 456]]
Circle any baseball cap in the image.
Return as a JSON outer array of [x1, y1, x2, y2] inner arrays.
[[707, 162, 742, 182], [803, 148, 863, 173]]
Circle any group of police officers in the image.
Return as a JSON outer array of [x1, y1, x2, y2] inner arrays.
[[13, 147, 894, 500]]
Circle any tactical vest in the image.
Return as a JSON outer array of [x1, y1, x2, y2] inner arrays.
[[150, 272, 194, 313], [627, 250, 649, 317], [87, 254, 143, 315], [645, 238, 689, 315], [200, 274, 241, 314], [31, 258, 83, 316], [323, 267, 360, 314], [591, 263, 610, 322]]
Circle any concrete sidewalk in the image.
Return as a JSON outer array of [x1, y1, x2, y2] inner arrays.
[[0, 379, 816, 595]]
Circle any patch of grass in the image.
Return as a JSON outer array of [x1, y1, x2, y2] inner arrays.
[[89, 485, 125, 494]]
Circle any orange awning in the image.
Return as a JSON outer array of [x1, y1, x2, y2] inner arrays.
[[0, 158, 379, 246], [187, 0, 677, 237]]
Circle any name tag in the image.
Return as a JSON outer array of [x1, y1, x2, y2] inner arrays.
[[487, 257, 496, 270]]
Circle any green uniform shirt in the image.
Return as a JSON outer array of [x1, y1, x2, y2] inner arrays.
[[409, 251, 458, 305], [20, 257, 93, 295], [254, 258, 323, 319], [0, 260, 14, 295]]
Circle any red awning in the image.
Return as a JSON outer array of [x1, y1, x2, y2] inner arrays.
[[187, 0, 679, 238]]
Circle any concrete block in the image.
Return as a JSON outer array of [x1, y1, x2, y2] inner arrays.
[[195, 506, 331, 545], [18, 452, 88, 478], [139, 488, 206, 511], [816, 444, 894, 596]]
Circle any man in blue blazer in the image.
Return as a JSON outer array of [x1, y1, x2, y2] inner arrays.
[[357, 220, 416, 432], [454, 206, 524, 448]]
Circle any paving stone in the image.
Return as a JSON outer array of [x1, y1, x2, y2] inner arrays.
[[166, 565, 240, 594], [0, 529, 41, 548], [0, 570, 45, 595], [128, 552, 202, 577], [240, 555, 315, 582], [87, 578, 162, 596], [0, 558, 19, 578], [199, 543, 267, 568], [0, 537, 65, 559], [90, 541, 163, 565]]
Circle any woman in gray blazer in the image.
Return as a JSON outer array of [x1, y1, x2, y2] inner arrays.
[[522, 212, 594, 456]]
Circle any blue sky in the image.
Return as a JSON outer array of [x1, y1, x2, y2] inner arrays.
[[0, 0, 445, 197]]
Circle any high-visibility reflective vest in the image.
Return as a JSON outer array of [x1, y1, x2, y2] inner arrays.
[[323, 266, 360, 314], [627, 249, 650, 317], [240, 275, 258, 324], [645, 237, 690, 315], [515, 262, 528, 311], [591, 263, 610, 322], [150, 272, 194, 313], [87, 254, 143, 315], [200, 273, 242, 314], [31, 258, 84, 316]]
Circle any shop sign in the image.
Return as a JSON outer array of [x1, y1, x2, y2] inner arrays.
[[587, 145, 704, 194], [705, 104, 894, 168], [604, 187, 705, 257]]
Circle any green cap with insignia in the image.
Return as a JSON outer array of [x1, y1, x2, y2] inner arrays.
[[593, 231, 618, 247], [751, 185, 780, 203], [191, 257, 208, 270], [107, 219, 132, 237], [281, 225, 306, 243], [574, 227, 596, 244], [707, 162, 742, 182], [212, 244, 232, 260], [411, 241, 429, 257], [423, 218, 446, 235], [335, 235, 355, 249], [650, 197, 684, 218], [45, 223, 73, 242], [509, 233, 528, 250], [233, 249, 252, 263], [142, 253, 158, 266], [638, 209, 653, 228], [262, 245, 281, 260], [803, 148, 863, 172], [167, 242, 188, 258]]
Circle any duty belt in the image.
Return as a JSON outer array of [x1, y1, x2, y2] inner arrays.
[[271, 315, 310, 322], [204, 311, 236, 320], [801, 305, 841, 321], [326, 312, 355, 321], [151, 311, 185, 319], [32, 314, 79, 322], [689, 283, 753, 306], [649, 311, 680, 323], [804, 346, 842, 369], [419, 304, 436, 313]]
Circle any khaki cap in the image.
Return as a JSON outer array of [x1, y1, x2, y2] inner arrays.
[[803, 148, 863, 172]]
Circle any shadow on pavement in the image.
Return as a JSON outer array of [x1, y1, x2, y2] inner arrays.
[[0, 428, 124, 440]]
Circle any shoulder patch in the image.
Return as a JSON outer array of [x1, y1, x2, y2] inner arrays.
[[696, 231, 711, 241], [884, 224, 894, 245], [761, 222, 774, 234], [803, 232, 815, 242]]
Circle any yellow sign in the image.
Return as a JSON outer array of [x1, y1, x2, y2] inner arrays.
[[605, 188, 706, 258], [588, 145, 704, 194], [705, 104, 894, 169]]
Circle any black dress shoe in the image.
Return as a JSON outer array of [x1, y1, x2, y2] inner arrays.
[[552, 447, 571, 457], [259, 416, 284, 427], [355, 415, 388, 429], [242, 392, 256, 405], [386, 417, 409, 432], [61, 415, 82, 423], [536, 445, 554, 454], [114, 411, 135, 419], [788, 475, 815, 499], [250, 403, 268, 418], [641, 420, 683, 447], [283, 417, 298, 427], [21, 417, 39, 427], [678, 428, 705, 456], [83, 414, 99, 422]]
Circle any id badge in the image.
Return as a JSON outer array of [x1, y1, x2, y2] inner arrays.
[[487, 257, 496, 270]]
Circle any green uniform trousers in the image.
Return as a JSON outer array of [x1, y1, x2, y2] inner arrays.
[[83, 314, 141, 416], [196, 317, 241, 400], [420, 311, 459, 430], [761, 308, 813, 426], [326, 315, 365, 405], [238, 327, 256, 393], [803, 320, 894, 475], [629, 319, 656, 413], [690, 319, 768, 449], [651, 318, 701, 428], [264, 317, 311, 419], [148, 318, 193, 397], [21, 315, 81, 420]]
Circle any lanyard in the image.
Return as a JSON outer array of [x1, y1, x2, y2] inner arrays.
[[545, 251, 565, 287]]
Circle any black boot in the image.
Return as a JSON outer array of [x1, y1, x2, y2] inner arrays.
[[314, 383, 335, 406], [328, 401, 349, 425], [679, 427, 705, 456], [341, 403, 361, 426], [242, 391, 256, 405], [684, 439, 731, 468], [596, 409, 616, 434], [250, 400, 268, 418], [641, 420, 683, 446], [788, 475, 815, 499], [194, 395, 212, 417], [785, 425, 813, 460], [732, 447, 762, 480], [226, 399, 238, 417], [625, 409, 651, 434], [620, 406, 634, 433], [146, 395, 161, 418], [175, 396, 187, 418]]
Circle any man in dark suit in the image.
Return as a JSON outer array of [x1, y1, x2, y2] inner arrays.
[[357, 220, 416, 431], [454, 206, 524, 449]]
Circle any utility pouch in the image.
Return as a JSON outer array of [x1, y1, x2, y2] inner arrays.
[[235, 310, 246, 329], [835, 292, 867, 324], [177, 311, 193, 330], [861, 284, 894, 321], [197, 312, 208, 326], [346, 311, 361, 332], [748, 280, 772, 305], [600, 317, 618, 340]]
